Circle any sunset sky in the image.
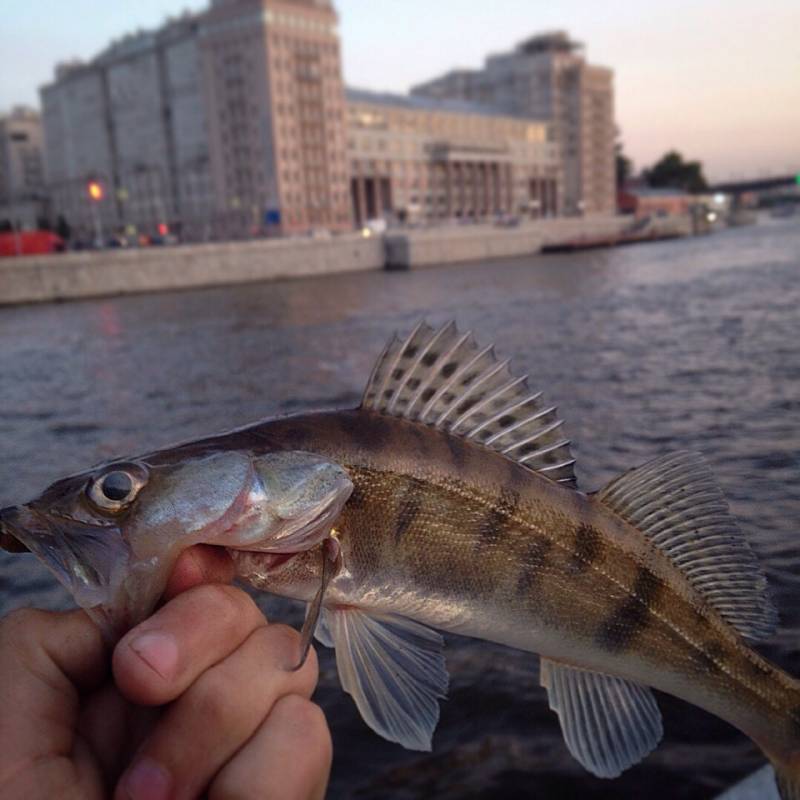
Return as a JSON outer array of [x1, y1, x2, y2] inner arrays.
[[1, 0, 797, 181]]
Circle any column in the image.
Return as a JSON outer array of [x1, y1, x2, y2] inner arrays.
[[356, 175, 367, 226], [445, 161, 453, 218], [374, 169, 383, 219], [482, 163, 491, 218], [471, 163, 480, 220]]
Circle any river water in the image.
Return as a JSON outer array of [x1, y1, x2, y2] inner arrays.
[[1, 219, 799, 798]]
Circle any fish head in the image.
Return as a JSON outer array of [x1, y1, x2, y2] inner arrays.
[[0, 449, 353, 641]]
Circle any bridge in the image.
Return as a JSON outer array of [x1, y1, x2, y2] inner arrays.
[[709, 173, 800, 194]]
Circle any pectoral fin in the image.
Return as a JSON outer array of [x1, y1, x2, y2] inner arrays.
[[323, 607, 449, 751], [540, 657, 662, 778]]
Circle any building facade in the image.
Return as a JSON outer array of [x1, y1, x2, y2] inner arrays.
[[38, 7, 575, 240], [412, 31, 616, 216], [0, 106, 47, 229], [41, 14, 212, 240], [200, 0, 351, 236], [346, 89, 561, 225]]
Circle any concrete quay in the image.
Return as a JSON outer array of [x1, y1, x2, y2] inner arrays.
[[0, 215, 690, 306]]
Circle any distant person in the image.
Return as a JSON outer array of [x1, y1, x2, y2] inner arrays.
[[0, 545, 332, 800], [56, 214, 71, 243]]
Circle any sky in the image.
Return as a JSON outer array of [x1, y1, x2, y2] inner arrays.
[[1, 0, 798, 181]]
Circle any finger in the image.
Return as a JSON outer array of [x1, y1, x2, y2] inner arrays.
[[113, 583, 266, 706], [0, 608, 107, 783], [77, 684, 160, 789], [210, 695, 332, 800], [115, 624, 319, 800], [163, 545, 235, 600]]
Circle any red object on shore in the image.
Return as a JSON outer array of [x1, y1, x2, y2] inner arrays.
[[0, 231, 65, 257]]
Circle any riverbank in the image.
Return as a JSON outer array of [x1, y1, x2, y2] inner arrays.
[[0, 214, 691, 306]]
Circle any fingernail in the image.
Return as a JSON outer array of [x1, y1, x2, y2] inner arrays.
[[124, 757, 172, 800], [129, 632, 178, 680]]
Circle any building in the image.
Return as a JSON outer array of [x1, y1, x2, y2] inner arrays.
[[41, 14, 212, 241], [618, 187, 695, 218], [200, 0, 351, 236], [346, 89, 561, 225], [0, 107, 47, 229], [37, 5, 572, 240], [412, 31, 616, 217], [40, 1, 351, 239]]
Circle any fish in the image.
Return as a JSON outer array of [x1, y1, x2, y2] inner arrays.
[[1, 320, 798, 798]]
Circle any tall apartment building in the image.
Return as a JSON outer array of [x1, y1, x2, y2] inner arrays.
[[41, 14, 211, 238], [0, 106, 47, 228], [40, 0, 350, 239], [346, 89, 561, 225], [412, 31, 615, 216], [200, 0, 351, 235]]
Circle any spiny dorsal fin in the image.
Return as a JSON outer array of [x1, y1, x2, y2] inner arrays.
[[540, 657, 662, 778], [598, 451, 777, 641], [361, 321, 576, 486]]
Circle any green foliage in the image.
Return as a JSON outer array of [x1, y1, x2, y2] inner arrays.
[[644, 151, 708, 193]]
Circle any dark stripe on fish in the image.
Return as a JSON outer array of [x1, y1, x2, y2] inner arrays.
[[475, 488, 520, 552], [395, 482, 423, 544], [476, 507, 506, 552], [596, 567, 664, 653], [569, 524, 603, 573], [516, 536, 552, 596]]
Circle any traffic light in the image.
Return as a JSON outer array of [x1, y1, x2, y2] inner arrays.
[[87, 180, 104, 202], [795, 173, 800, 186]]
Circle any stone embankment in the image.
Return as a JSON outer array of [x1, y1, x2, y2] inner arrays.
[[0, 215, 691, 306]]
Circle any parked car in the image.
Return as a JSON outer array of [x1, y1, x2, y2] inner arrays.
[[0, 230, 65, 257]]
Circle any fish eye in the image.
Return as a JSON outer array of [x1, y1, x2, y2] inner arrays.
[[87, 464, 147, 512], [101, 471, 133, 501]]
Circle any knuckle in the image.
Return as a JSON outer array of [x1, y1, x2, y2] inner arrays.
[[276, 697, 333, 768], [191, 667, 239, 726], [189, 583, 263, 629]]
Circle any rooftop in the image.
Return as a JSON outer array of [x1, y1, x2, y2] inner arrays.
[[346, 87, 524, 120], [515, 30, 584, 56]]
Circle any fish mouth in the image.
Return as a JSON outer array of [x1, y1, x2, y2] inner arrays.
[[257, 551, 299, 572], [0, 504, 146, 639]]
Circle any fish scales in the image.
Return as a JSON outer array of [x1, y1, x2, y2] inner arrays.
[[239, 409, 800, 760]]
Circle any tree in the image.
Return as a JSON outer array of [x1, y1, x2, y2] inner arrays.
[[613, 125, 634, 189], [615, 141, 633, 189], [644, 150, 708, 193]]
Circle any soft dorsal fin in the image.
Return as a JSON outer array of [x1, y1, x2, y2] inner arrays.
[[598, 451, 777, 641], [362, 321, 576, 485]]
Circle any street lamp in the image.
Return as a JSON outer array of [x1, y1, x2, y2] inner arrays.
[[87, 179, 104, 246]]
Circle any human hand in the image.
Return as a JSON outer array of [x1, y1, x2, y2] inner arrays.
[[0, 545, 332, 800]]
